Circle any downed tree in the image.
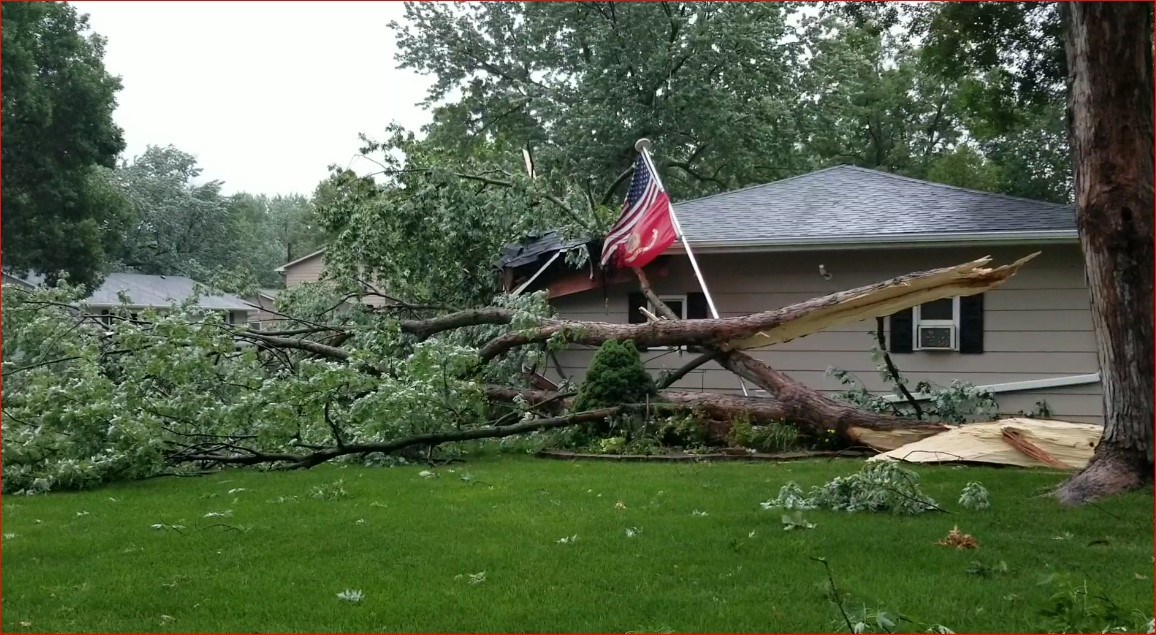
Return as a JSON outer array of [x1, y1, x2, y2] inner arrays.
[[2, 254, 1034, 490]]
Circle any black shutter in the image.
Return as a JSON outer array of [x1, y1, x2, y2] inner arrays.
[[627, 292, 649, 351], [959, 294, 985, 354], [627, 292, 646, 324], [686, 292, 709, 319], [889, 308, 913, 354]]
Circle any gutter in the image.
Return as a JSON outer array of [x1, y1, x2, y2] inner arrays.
[[665, 230, 1078, 254], [879, 373, 1101, 403]]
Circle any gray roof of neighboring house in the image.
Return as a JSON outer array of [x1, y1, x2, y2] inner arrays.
[[672, 165, 1076, 246], [87, 273, 253, 310], [4, 271, 252, 311]]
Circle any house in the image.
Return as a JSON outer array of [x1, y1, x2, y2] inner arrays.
[[273, 248, 390, 308], [274, 248, 329, 288], [501, 165, 1102, 424], [242, 288, 281, 330], [3, 271, 256, 325]]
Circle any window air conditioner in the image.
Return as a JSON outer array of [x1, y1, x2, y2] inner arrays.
[[917, 324, 956, 351]]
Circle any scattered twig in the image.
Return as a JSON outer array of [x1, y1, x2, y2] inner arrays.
[[811, 557, 856, 633]]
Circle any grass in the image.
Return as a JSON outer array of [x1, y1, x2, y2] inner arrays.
[[2, 457, 1152, 633]]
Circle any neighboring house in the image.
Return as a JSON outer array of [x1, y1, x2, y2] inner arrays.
[[274, 248, 329, 288], [501, 165, 1102, 424], [273, 248, 389, 308], [3, 271, 255, 326], [242, 289, 281, 331]]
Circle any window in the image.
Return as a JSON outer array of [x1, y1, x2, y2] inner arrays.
[[248, 321, 262, 332], [654, 295, 687, 320], [627, 292, 709, 325], [99, 309, 112, 327], [887, 293, 984, 355], [913, 297, 959, 351], [626, 292, 709, 352]]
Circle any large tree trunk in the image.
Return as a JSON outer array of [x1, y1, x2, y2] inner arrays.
[[1056, 2, 1155, 505], [485, 385, 946, 452], [479, 254, 1036, 361]]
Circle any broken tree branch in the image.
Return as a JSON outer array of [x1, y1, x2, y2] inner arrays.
[[478, 254, 1037, 361]]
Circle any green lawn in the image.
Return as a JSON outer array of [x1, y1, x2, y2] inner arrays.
[[2, 458, 1152, 633]]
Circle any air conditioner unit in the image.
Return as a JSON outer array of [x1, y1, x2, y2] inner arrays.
[[917, 324, 956, 351]]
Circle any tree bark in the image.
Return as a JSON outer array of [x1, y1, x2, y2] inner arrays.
[[1057, 2, 1155, 505], [486, 382, 946, 452]]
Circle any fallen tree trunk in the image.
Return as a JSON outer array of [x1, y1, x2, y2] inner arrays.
[[629, 268, 946, 451], [478, 254, 1037, 361], [485, 384, 946, 452], [712, 353, 946, 451]]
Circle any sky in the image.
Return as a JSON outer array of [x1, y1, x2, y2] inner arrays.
[[71, 1, 434, 197]]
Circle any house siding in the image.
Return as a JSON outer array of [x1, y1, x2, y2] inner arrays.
[[546, 243, 1103, 424], [283, 253, 328, 288], [280, 252, 389, 308]]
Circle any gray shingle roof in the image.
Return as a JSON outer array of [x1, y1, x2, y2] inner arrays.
[[673, 165, 1075, 245], [85, 273, 252, 311], [3, 271, 255, 311]]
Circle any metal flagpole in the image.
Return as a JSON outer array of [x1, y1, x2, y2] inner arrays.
[[635, 138, 749, 397]]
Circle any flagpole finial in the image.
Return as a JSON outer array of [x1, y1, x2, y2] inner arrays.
[[634, 138, 652, 153]]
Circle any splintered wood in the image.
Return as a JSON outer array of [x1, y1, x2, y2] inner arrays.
[[868, 418, 1103, 469], [730, 253, 1039, 350]]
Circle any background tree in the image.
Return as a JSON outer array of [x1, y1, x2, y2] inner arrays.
[[109, 145, 242, 280], [795, 13, 965, 178], [1, 2, 127, 287], [834, 2, 1072, 203], [225, 192, 324, 287], [1054, 1, 1154, 504], [393, 2, 809, 201]]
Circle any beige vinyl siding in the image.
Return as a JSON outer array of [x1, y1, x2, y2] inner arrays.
[[547, 243, 1103, 424], [247, 295, 281, 328], [280, 252, 389, 308], [283, 253, 328, 287]]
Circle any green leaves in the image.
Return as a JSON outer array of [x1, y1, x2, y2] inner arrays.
[[2, 2, 126, 287]]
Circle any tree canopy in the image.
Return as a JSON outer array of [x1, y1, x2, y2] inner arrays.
[[1, 2, 127, 287]]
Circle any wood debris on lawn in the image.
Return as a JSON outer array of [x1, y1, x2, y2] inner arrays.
[[867, 418, 1102, 469], [937, 526, 979, 549]]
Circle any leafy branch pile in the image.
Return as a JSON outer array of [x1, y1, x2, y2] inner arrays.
[[761, 463, 956, 515]]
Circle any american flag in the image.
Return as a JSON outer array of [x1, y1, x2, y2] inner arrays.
[[600, 153, 677, 269]]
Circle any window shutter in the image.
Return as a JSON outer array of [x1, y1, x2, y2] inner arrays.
[[627, 292, 650, 351], [889, 308, 913, 354], [627, 292, 646, 324], [686, 292, 709, 319], [959, 294, 985, 354]]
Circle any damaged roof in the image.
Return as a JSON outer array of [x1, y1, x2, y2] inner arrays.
[[499, 230, 594, 270]]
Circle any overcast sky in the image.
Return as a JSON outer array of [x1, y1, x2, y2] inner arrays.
[[71, 1, 434, 197]]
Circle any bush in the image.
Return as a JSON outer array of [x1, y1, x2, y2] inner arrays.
[[656, 413, 712, 448], [727, 416, 802, 453], [573, 340, 656, 435]]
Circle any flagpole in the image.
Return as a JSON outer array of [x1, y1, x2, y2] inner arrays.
[[635, 138, 749, 397]]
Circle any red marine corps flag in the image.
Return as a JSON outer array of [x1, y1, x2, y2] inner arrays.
[[599, 152, 678, 270]]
